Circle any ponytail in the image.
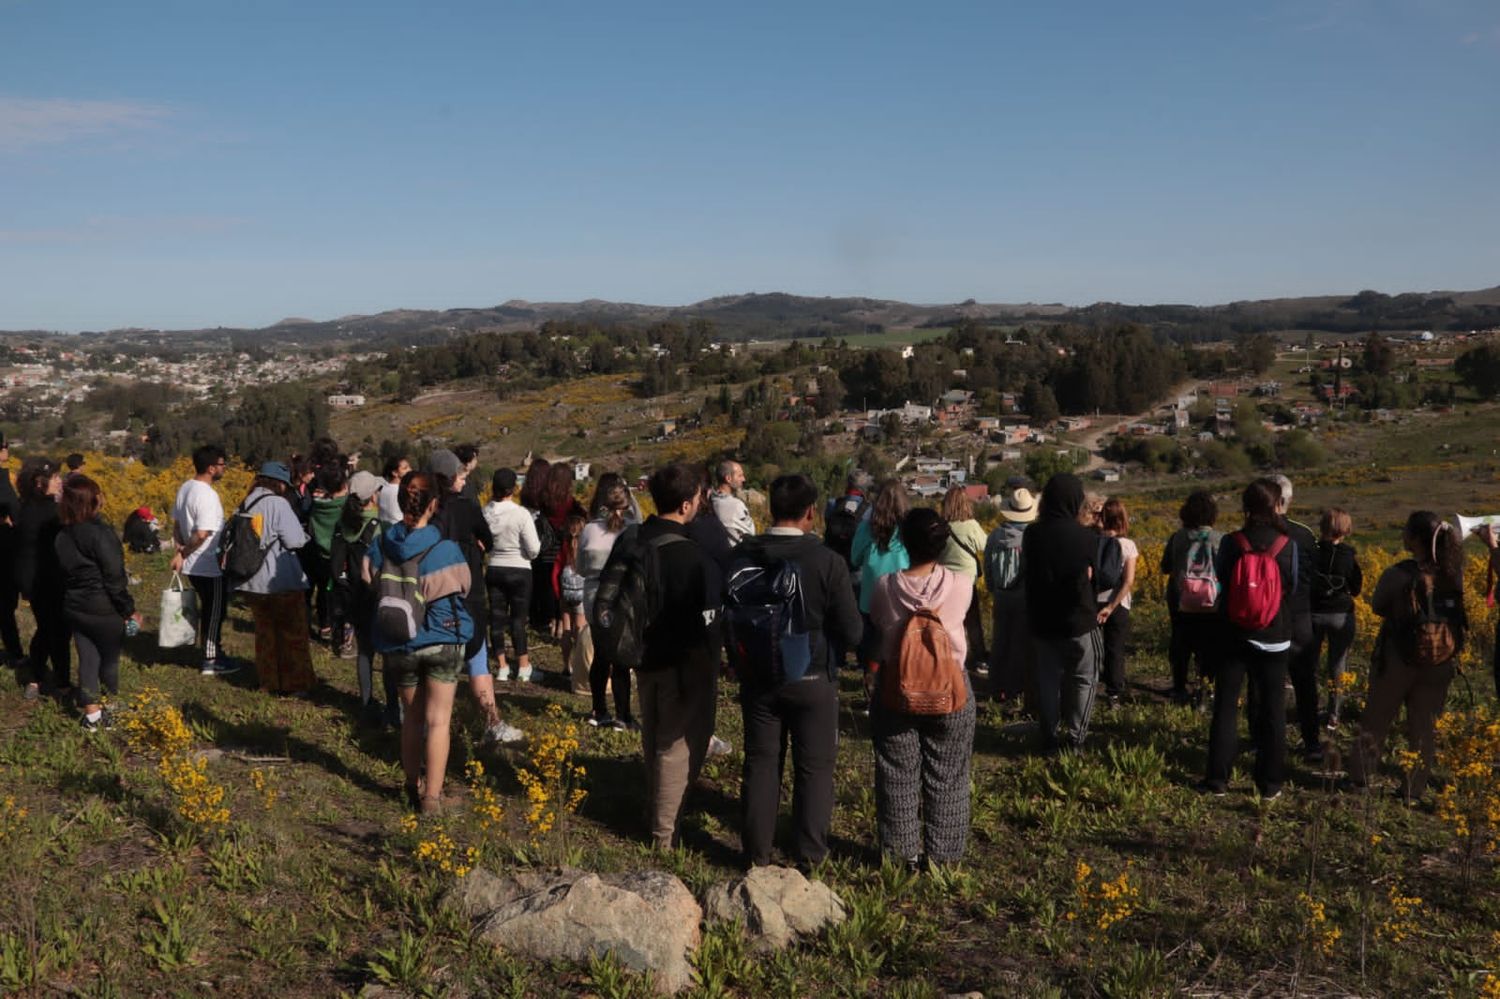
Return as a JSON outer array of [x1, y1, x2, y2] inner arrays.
[[1406, 511, 1463, 594]]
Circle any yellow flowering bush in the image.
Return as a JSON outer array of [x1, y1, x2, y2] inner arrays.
[[1433, 706, 1500, 879], [413, 825, 476, 878], [119, 687, 230, 832], [464, 759, 505, 832], [1065, 860, 1139, 935], [1374, 882, 1422, 945], [248, 768, 278, 811], [47, 452, 253, 538], [0, 795, 28, 842], [515, 703, 587, 844], [1297, 891, 1341, 959]]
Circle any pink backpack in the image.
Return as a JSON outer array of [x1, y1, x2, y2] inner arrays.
[[1225, 533, 1289, 631]]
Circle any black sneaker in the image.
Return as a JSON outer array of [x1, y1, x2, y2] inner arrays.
[[1194, 780, 1228, 798], [587, 714, 615, 728], [80, 710, 112, 733], [201, 658, 242, 677]]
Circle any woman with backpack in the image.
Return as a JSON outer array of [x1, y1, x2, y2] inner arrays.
[[984, 487, 1037, 710], [557, 510, 589, 694], [1200, 478, 1298, 799], [868, 508, 976, 868], [1161, 490, 1223, 706], [939, 486, 989, 678], [366, 471, 474, 814], [1346, 511, 1465, 799], [14, 456, 69, 700], [235, 462, 316, 696], [1095, 498, 1138, 708], [55, 474, 141, 731], [579, 480, 636, 729], [851, 480, 911, 675], [1309, 508, 1363, 731], [330, 472, 391, 726]]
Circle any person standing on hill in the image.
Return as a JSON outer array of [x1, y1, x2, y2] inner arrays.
[[378, 456, 409, 527], [852, 480, 911, 677], [15, 457, 69, 700], [1200, 478, 1298, 799], [1161, 489, 1223, 706], [455, 444, 481, 504], [171, 445, 237, 676], [578, 479, 635, 728], [367, 471, 474, 814], [734, 474, 862, 869], [1023, 473, 1104, 754], [1095, 498, 1139, 708], [1348, 511, 1466, 798], [305, 464, 348, 644], [55, 474, 140, 730], [482, 468, 540, 684], [984, 487, 1037, 710], [938, 485, 989, 678], [710, 460, 755, 546], [330, 471, 392, 725], [235, 462, 316, 696], [630, 463, 718, 850], [1309, 508, 1362, 731], [869, 508, 977, 868], [1269, 474, 1323, 763], [0, 434, 26, 667]]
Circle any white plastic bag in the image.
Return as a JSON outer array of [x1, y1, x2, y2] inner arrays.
[[159, 573, 200, 649]]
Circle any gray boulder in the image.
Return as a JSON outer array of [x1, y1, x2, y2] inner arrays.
[[703, 865, 847, 952], [449, 868, 702, 994]]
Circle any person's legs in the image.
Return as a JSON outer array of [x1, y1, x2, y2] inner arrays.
[[1205, 651, 1248, 789], [1167, 607, 1190, 696], [71, 618, 102, 711], [613, 657, 635, 722], [962, 588, 987, 675], [274, 591, 317, 693], [485, 568, 508, 669], [248, 595, 278, 690], [787, 679, 839, 867], [188, 574, 228, 663], [918, 690, 976, 864], [0, 581, 23, 662], [739, 686, 785, 866], [1101, 606, 1130, 699], [399, 685, 424, 798], [469, 668, 501, 729], [872, 704, 921, 863], [1286, 628, 1321, 752], [636, 669, 696, 848], [1031, 638, 1065, 753], [420, 674, 459, 807], [1348, 662, 1413, 787], [1060, 630, 1103, 749], [1248, 648, 1289, 795], [1321, 611, 1356, 724], [589, 640, 614, 719], [510, 570, 533, 677], [1401, 665, 1454, 799]]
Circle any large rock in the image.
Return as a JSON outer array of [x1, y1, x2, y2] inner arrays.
[[703, 865, 846, 952], [449, 868, 702, 994]]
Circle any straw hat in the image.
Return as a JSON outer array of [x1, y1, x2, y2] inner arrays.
[[1001, 487, 1038, 523]]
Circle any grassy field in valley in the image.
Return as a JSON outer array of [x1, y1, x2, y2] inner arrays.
[[3, 497, 1500, 997]]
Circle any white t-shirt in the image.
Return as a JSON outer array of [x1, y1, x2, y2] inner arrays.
[[173, 478, 225, 577], [1096, 536, 1139, 610], [377, 481, 402, 526]]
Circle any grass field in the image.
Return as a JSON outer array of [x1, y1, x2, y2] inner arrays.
[[4, 511, 1500, 997]]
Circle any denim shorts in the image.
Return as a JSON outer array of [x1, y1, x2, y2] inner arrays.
[[383, 644, 464, 688]]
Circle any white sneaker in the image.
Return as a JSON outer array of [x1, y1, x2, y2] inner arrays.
[[485, 721, 526, 745], [513, 668, 532, 683], [708, 735, 732, 758]]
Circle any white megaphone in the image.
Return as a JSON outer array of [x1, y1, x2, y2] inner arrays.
[[1454, 514, 1500, 539]]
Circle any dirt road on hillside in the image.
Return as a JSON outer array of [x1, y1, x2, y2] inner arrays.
[[1074, 380, 1200, 472]]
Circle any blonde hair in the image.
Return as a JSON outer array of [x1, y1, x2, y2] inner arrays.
[[1319, 507, 1352, 541], [941, 485, 973, 522]]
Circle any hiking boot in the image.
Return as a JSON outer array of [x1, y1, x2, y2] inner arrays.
[[200, 658, 242, 677]]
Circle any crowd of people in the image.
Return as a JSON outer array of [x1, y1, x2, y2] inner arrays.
[[0, 437, 1486, 870]]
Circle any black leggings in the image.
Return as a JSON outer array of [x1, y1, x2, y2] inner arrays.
[[588, 639, 633, 721], [0, 582, 22, 660], [486, 567, 531, 660], [1099, 604, 1132, 697], [68, 610, 123, 707], [28, 595, 71, 688], [188, 573, 228, 661]]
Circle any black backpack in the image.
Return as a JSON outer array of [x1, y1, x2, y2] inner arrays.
[[824, 495, 868, 566], [533, 510, 560, 561], [217, 495, 273, 587], [592, 526, 688, 669], [1095, 535, 1125, 594], [724, 554, 812, 686]]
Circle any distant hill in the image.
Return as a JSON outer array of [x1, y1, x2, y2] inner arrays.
[[5, 285, 1498, 348]]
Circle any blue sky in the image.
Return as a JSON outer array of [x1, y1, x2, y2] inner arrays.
[[1, 0, 1497, 331]]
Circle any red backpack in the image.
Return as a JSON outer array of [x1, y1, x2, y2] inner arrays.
[[1225, 533, 1289, 631]]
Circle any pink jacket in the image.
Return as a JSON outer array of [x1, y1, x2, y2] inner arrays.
[[870, 565, 973, 668]]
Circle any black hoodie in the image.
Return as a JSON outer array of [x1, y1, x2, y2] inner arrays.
[[1022, 474, 1099, 639]]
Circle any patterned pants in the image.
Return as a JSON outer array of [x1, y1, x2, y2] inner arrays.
[[247, 591, 316, 694], [872, 683, 976, 865]]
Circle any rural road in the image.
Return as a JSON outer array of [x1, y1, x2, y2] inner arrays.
[[1074, 380, 1201, 472]]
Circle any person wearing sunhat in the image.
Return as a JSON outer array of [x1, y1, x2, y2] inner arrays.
[[983, 486, 1038, 709], [234, 461, 316, 695]]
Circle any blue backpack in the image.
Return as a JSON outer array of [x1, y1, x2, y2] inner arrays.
[[724, 555, 812, 686]]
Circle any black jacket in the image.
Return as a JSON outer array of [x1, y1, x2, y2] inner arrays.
[[14, 497, 63, 600], [436, 494, 493, 601], [637, 516, 717, 673], [1216, 524, 1297, 646], [735, 531, 863, 682], [688, 511, 733, 608], [1284, 518, 1317, 616], [1023, 474, 1099, 639], [55, 518, 135, 619], [1311, 540, 1363, 614]]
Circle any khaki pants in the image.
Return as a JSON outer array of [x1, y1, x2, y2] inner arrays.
[[1348, 657, 1454, 798], [636, 665, 717, 849]]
